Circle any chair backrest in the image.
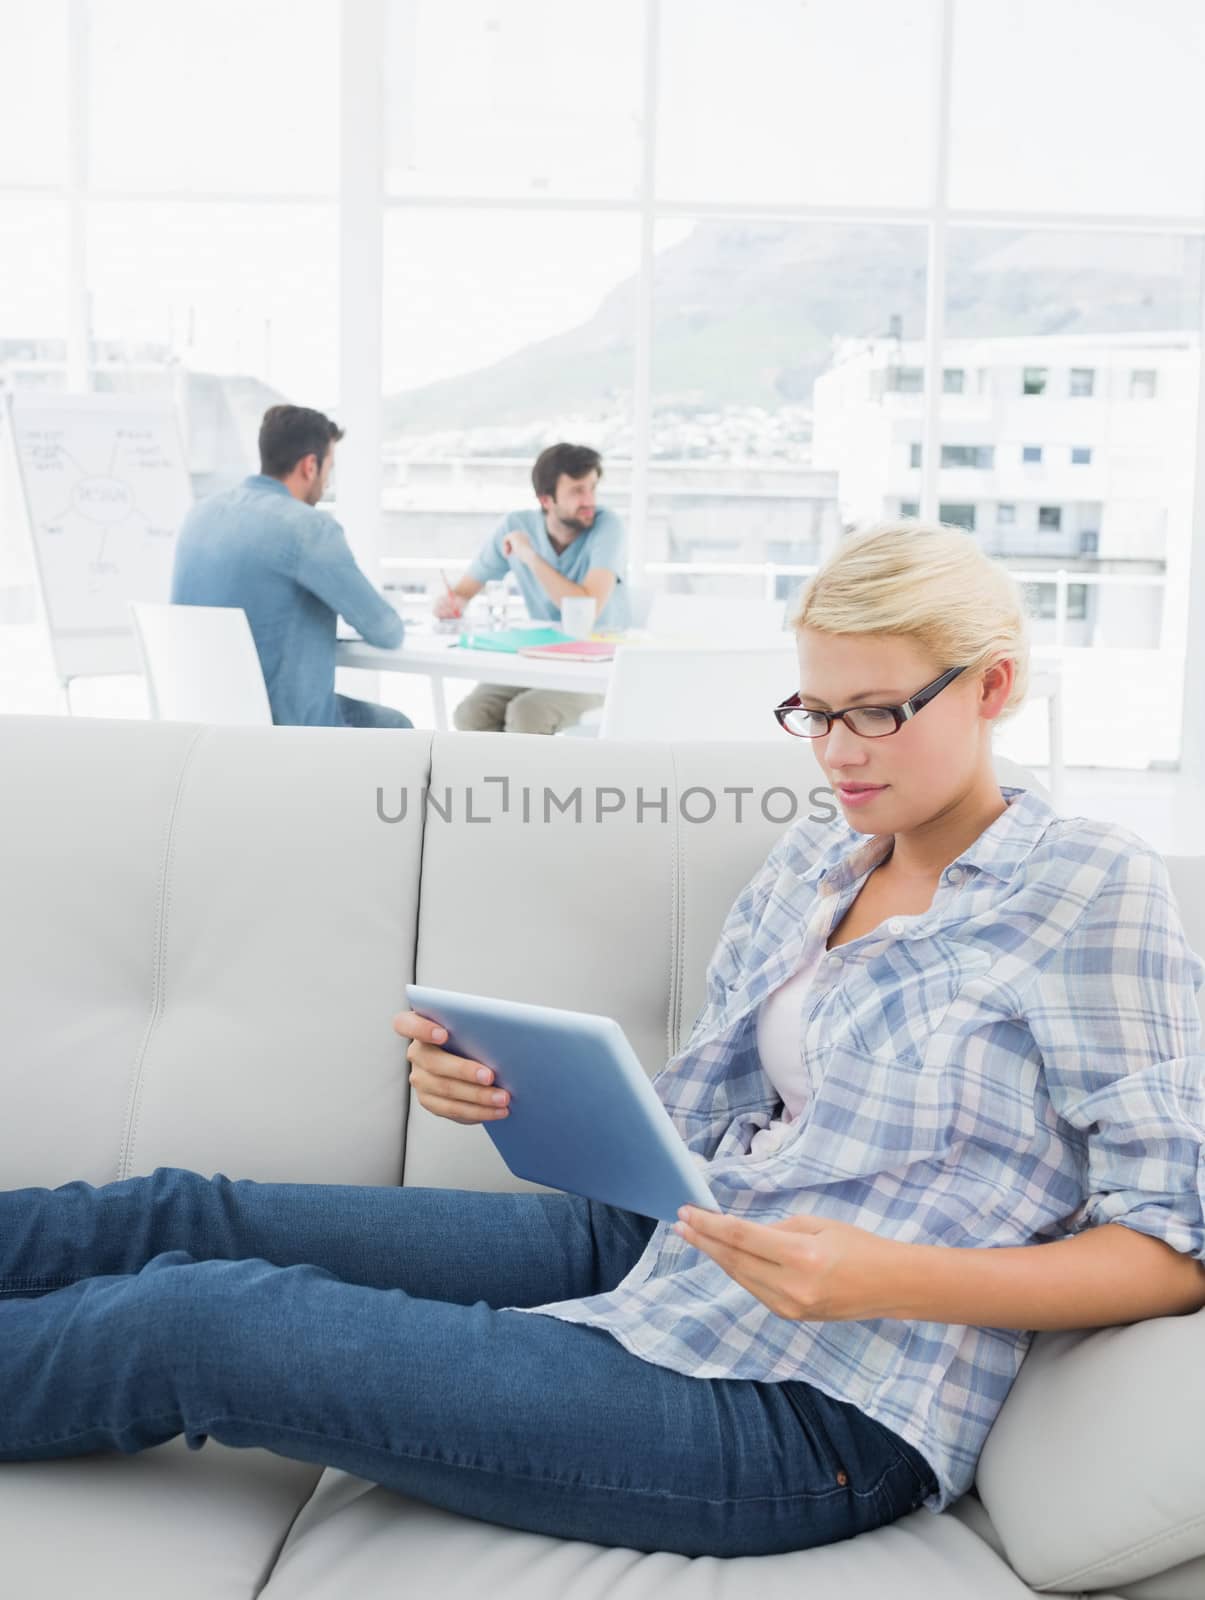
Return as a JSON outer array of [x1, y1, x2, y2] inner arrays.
[[129, 602, 273, 726], [599, 643, 798, 742], [646, 591, 787, 643]]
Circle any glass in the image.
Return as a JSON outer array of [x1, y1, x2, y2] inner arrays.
[[949, 0, 1205, 214], [775, 665, 968, 738], [0, 197, 70, 357], [87, 201, 337, 492], [0, 0, 68, 184], [658, 0, 939, 206], [379, 209, 637, 584], [939, 503, 976, 530], [647, 219, 925, 592], [457, 593, 490, 647], [384, 0, 642, 199], [87, 0, 339, 193], [482, 580, 510, 630], [939, 228, 1201, 768]]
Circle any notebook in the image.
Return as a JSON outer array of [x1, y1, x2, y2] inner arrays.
[[452, 627, 573, 654], [518, 639, 616, 662]]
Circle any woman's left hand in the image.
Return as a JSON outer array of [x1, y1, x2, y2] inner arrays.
[[674, 1206, 908, 1322]]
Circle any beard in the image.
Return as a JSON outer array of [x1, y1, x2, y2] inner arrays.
[[556, 512, 594, 535]]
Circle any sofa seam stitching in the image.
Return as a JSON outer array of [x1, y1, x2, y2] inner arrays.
[[1036, 1505, 1205, 1591], [667, 746, 684, 1060], [116, 724, 211, 1181], [250, 1467, 329, 1599], [399, 732, 435, 1186]]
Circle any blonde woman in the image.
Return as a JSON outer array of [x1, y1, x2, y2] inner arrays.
[[4, 524, 1203, 1558]]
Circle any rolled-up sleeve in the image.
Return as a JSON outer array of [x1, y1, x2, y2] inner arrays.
[[1025, 846, 1205, 1259]]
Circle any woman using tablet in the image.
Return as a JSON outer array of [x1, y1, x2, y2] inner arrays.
[[3, 522, 1203, 1559]]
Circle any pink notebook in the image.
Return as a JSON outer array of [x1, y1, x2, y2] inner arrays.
[[517, 640, 616, 662]]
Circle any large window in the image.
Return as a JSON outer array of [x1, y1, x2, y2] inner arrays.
[[657, 0, 939, 205], [87, 0, 340, 194], [384, 0, 643, 200], [0, 1, 69, 185], [939, 227, 1205, 768], [87, 202, 338, 490], [380, 208, 639, 568], [3, 0, 1205, 775], [948, 0, 1205, 214]]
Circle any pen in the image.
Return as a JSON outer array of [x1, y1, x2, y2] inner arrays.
[[440, 567, 462, 617]]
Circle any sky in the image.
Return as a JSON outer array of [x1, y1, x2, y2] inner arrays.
[[3, 0, 1205, 406]]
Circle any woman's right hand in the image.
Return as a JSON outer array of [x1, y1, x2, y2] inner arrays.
[[391, 1009, 510, 1125]]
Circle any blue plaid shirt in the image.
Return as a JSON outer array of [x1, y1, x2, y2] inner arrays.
[[515, 784, 1205, 1512]]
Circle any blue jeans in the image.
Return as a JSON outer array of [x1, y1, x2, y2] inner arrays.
[[0, 1168, 937, 1557], [334, 693, 413, 729]]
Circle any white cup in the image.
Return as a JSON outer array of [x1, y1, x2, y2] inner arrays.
[[559, 596, 597, 639]]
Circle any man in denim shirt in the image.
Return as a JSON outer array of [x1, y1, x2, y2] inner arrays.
[[171, 406, 412, 728]]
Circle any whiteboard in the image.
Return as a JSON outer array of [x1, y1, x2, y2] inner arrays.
[[5, 391, 194, 682]]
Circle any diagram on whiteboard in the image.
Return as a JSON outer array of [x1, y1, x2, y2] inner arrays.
[[7, 394, 193, 649]]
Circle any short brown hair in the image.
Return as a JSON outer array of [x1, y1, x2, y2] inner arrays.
[[531, 442, 603, 501], [259, 405, 345, 479]]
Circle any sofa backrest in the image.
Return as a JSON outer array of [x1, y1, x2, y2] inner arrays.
[[0, 716, 427, 1189], [0, 716, 1065, 1195]]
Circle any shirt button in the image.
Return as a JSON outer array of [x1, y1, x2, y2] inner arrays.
[[826, 951, 843, 965], [947, 866, 964, 884], [887, 918, 905, 935]]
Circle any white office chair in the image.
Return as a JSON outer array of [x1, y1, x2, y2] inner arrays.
[[646, 592, 787, 643], [598, 643, 798, 742], [557, 591, 791, 739], [129, 602, 273, 725]]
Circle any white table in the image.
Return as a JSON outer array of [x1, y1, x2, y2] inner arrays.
[[336, 628, 611, 732], [336, 630, 1065, 810]]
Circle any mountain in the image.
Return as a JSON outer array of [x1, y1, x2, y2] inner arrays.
[[383, 223, 1202, 435]]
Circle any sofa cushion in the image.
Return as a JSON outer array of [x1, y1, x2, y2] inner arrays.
[[0, 715, 428, 1188], [260, 1468, 1039, 1599], [941, 1498, 1205, 1600], [1111, 1549, 1205, 1600], [976, 1310, 1205, 1592], [1, 1439, 320, 1599], [1166, 856, 1205, 1028]]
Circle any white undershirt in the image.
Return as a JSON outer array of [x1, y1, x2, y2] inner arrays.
[[749, 944, 825, 1159]]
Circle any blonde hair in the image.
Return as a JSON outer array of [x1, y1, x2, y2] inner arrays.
[[790, 520, 1030, 722]]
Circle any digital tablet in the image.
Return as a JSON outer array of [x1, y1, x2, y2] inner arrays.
[[405, 984, 720, 1221]]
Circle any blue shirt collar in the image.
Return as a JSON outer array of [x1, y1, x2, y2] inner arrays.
[[792, 783, 1055, 890], [245, 473, 292, 498]]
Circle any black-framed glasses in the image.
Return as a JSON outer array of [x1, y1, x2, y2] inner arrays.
[[774, 664, 969, 739]]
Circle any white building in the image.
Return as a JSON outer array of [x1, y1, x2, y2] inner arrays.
[[811, 331, 1198, 653]]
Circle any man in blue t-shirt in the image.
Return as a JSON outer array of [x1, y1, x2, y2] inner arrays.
[[436, 443, 627, 734]]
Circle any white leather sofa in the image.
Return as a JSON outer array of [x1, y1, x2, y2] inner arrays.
[[2, 713, 1203, 1600]]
